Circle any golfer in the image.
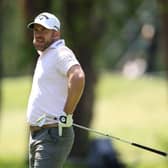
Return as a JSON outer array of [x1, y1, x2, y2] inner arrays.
[[26, 12, 85, 168]]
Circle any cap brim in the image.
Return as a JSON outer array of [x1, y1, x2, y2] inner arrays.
[[27, 22, 35, 29], [27, 22, 59, 31], [27, 22, 50, 29], [27, 22, 60, 31]]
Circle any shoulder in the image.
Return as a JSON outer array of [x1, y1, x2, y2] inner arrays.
[[58, 46, 75, 56], [57, 46, 78, 62], [55, 46, 80, 75]]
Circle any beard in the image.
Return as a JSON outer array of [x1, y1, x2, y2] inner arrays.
[[33, 37, 54, 51]]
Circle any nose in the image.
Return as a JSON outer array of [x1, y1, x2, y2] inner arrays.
[[34, 30, 43, 38]]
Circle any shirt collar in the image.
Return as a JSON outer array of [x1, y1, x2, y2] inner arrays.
[[49, 39, 65, 49], [37, 39, 65, 55]]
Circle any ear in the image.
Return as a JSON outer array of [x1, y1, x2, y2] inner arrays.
[[53, 31, 60, 40]]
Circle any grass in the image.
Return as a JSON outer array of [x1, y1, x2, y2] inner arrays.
[[0, 73, 167, 168], [92, 73, 168, 167]]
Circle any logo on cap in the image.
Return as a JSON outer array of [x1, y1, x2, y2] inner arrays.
[[38, 14, 49, 20]]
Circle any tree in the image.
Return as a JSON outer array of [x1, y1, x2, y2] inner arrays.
[[157, 0, 168, 78], [0, 0, 4, 127], [62, 0, 105, 158]]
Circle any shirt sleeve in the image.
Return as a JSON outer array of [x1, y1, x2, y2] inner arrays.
[[56, 47, 80, 75]]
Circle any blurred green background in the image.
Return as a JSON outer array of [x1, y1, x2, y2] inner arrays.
[[0, 0, 167, 168]]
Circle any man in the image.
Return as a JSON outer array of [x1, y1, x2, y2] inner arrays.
[[26, 12, 85, 168]]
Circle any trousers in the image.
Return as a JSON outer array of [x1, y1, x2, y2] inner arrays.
[[29, 127, 74, 168]]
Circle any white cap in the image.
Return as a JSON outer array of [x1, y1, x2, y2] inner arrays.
[[27, 12, 60, 31]]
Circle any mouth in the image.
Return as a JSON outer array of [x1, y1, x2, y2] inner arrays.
[[35, 38, 44, 43], [33, 38, 45, 51]]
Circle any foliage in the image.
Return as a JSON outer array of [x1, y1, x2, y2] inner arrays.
[[96, 0, 159, 70], [2, 0, 26, 76], [1, 0, 162, 76]]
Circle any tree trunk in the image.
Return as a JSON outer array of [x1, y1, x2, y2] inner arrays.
[[62, 0, 104, 158], [157, 0, 168, 78], [0, 0, 4, 128]]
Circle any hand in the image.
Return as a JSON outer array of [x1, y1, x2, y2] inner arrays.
[[58, 113, 73, 136], [59, 114, 73, 127]]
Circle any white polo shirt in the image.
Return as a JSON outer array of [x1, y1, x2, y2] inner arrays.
[[27, 39, 79, 125]]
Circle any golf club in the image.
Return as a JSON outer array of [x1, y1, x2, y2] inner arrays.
[[73, 123, 168, 157]]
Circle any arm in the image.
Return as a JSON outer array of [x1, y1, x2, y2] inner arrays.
[[64, 64, 85, 114], [58, 64, 85, 136]]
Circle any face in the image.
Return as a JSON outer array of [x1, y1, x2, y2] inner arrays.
[[33, 24, 59, 51]]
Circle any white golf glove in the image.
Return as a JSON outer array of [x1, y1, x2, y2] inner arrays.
[[58, 112, 73, 136]]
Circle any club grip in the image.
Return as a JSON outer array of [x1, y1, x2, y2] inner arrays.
[[132, 143, 167, 157]]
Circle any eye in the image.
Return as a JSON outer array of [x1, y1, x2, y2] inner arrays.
[[34, 28, 44, 33]]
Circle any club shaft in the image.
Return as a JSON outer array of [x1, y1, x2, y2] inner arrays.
[[131, 143, 167, 157], [73, 123, 167, 157]]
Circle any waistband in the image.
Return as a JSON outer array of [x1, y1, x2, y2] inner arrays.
[[30, 123, 58, 133]]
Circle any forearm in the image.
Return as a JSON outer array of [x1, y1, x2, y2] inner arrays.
[[64, 66, 85, 114]]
